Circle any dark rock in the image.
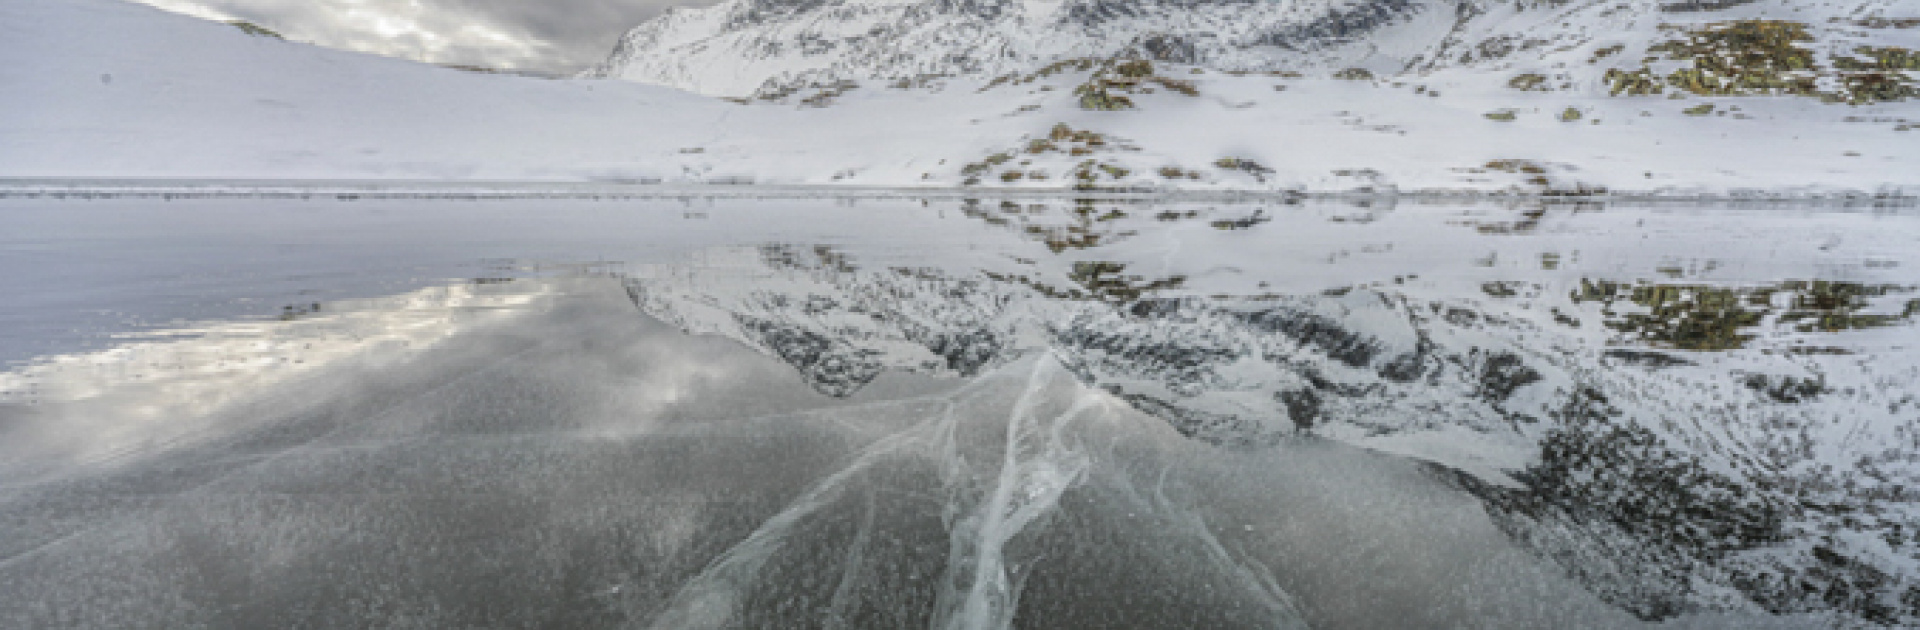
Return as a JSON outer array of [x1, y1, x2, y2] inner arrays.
[[1134, 33, 1199, 64], [921, 329, 1005, 375], [1731, 546, 1907, 625], [735, 316, 885, 397], [1116, 392, 1281, 447], [1447, 388, 1793, 621], [1252, 0, 1421, 49], [1602, 349, 1695, 368], [1476, 350, 1542, 402], [1052, 326, 1239, 393], [1234, 307, 1381, 368], [1660, 0, 1759, 12], [1126, 297, 1186, 319], [1276, 388, 1322, 431], [1376, 335, 1436, 384], [1742, 373, 1827, 404]]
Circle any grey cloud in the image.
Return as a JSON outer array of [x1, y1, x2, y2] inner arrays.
[[139, 0, 716, 74]]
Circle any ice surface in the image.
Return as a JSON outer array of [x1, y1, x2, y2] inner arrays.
[[0, 277, 1634, 628], [3, 195, 1913, 626], [5, 0, 1919, 623]]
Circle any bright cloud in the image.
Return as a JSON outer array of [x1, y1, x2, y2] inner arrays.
[[134, 0, 709, 74]]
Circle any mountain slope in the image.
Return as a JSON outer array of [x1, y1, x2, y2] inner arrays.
[[0, 0, 732, 180], [585, 0, 1919, 101], [584, 0, 1462, 96], [1, 0, 1916, 194]]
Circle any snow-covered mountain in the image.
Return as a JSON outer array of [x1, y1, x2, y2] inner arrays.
[[583, 0, 1456, 96], [585, 0, 1919, 102], [5, 0, 1918, 195]]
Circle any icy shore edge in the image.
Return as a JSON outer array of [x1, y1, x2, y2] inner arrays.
[[4, 179, 1916, 203]]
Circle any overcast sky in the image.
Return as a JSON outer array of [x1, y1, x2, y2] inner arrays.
[[136, 0, 712, 75]]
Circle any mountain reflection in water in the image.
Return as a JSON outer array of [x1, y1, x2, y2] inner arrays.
[[1, 195, 1914, 628]]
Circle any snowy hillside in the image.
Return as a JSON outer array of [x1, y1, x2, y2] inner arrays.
[[586, 0, 1920, 100], [0, 0, 1916, 194], [582, 0, 1460, 97]]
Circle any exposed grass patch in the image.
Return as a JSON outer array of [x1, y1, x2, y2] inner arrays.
[[1776, 280, 1917, 331], [1212, 157, 1274, 183], [1832, 73, 1919, 104], [1604, 67, 1666, 95], [1157, 166, 1203, 180], [1832, 46, 1920, 71], [1652, 20, 1817, 96], [1071, 59, 1203, 110], [887, 73, 952, 90], [983, 58, 1101, 90], [1481, 160, 1550, 175], [1068, 261, 1187, 302], [963, 124, 1135, 189], [1149, 75, 1201, 96], [1575, 280, 1763, 350], [960, 199, 1143, 256], [798, 80, 860, 107], [1069, 160, 1132, 187], [1509, 73, 1552, 91], [1828, 47, 1920, 103], [1572, 279, 1917, 350], [1464, 160, 1607, 196], [1605, 21, 1915, 103], [1209, 210, 1269, 230], [1838, 17, 1920, 30], [754, 79, 861, 105]]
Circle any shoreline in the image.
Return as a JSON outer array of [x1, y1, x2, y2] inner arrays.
[[3, 177, 1916, 204]]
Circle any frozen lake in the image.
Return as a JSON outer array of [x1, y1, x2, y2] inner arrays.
[[2, 196, 1917, 628]]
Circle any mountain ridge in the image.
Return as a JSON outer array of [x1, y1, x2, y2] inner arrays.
[[583, 0, 1469, 96]]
